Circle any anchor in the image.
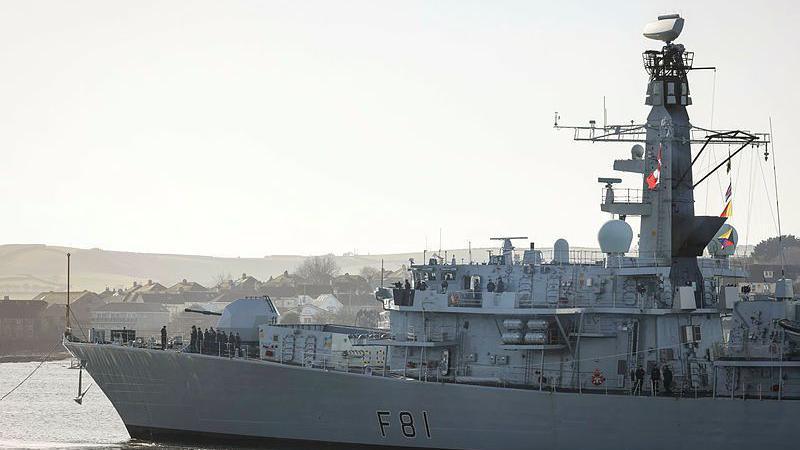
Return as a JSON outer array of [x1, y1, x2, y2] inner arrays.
[[73, 360, 93, 405]]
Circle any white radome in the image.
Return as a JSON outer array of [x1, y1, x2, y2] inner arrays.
[[554, 238, 570, 264], [598, 220, 633, 254], [643, 14, 684, 42]]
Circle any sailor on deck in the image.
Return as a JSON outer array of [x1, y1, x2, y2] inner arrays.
[[650, 365, 661, 394], [190, 326, 197, 353], [662, 365, 673, 394], [634, 365, 645, 395]]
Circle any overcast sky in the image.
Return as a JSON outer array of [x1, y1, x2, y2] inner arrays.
[[1, 1, 796, 257]]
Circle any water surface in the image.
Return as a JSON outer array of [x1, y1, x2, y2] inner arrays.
[[0, 360, 275, 450]]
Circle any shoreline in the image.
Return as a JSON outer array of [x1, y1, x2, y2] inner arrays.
[[0, 352, 71, 364]]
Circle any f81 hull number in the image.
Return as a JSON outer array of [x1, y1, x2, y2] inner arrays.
[[376, 410, 431, 439]]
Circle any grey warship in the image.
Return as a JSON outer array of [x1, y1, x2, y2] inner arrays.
[[65, 15, 799, 450]]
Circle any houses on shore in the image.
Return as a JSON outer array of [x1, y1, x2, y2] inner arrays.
[[0, 269, 393, 354]]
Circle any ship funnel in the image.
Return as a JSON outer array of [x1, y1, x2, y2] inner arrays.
[[643, 14, 684, 43]]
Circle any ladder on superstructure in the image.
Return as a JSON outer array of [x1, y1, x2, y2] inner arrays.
[[281, 334, 296, 363], [303, 335, 317, 367]]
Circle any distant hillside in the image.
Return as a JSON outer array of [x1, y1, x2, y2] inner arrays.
[[0, 244, 503, 297], [4, 242, 754, 299]]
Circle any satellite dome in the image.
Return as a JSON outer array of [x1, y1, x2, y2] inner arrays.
[[631, 144, 644, 160], [598, 220, 633, 255], [217, 297, 279, 342], [643, 14, 684, 42], [707, 224, 738, 257], [553, 239, 570, 264]]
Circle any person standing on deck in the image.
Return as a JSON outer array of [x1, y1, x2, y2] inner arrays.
[[662, 365, 673, 394], [650, 365, 661, 394], [634, 365, 645, 395], [160, 326, 167, 350], [196, 326, 203, 353], [190, 326, 197, 353]]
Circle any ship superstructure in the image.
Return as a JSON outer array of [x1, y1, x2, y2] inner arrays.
[[64, 15, 799, 450]]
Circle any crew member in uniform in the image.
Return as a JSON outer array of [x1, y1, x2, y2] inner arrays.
[[190, 326, 197, 353], [662, 365, 673, 394], [634, 365, 645, 394], [650, 364, 661, 394]]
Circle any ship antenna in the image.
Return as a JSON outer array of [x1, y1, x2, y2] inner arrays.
[[65, 252, 71, 338], [768, 117, 786, 277], [380, 259, 384, 288]]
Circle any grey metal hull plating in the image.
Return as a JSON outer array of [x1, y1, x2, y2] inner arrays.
[[66, 342, 797, 450]]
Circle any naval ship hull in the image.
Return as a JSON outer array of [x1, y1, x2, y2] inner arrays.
[[66, 342, 797, 450]]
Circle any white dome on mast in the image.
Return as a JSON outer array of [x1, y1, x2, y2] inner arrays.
[[598, 220, 633, 255]]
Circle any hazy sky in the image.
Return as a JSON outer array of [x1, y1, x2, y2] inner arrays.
[[1, 1, 797, 257]]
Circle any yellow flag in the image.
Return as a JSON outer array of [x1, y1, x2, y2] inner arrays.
[[719, 201, 732, 218]]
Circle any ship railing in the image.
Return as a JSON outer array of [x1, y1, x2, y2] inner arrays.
[[712, 341, 787, 360], [274, 348, 388, 376], [182, 339, 252, 358], [534, 249, 607, 266], [491, 366, 710, 397], [424, 324, 456, 343], [350, 331, 394, 346], [697, 257, 748, 271], [515, 292, 534, 308], [447, 291, 483, 307], [709, 367, 799, 400], [601, 187, 643, 204]]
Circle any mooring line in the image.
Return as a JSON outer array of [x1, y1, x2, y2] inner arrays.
[[0, 339, 63, 402]]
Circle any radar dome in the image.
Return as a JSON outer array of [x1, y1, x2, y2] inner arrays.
[[643, 14, 684, 42], [706, 224, 738, 257], [598, 220, 633, 255], [631, 144, 644, 160], [217, 297, 279, 342], [554, 239, 569, 264]]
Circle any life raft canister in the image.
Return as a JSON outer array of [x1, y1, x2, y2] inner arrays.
[[591, 368, 606, 386]]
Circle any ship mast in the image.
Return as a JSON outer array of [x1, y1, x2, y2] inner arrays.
[[555, 14, 771, 308]]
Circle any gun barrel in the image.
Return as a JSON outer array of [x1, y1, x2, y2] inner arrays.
[[183, 308, 222, 316]]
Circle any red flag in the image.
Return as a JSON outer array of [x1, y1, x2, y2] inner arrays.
[[646, 145, 662, 190]]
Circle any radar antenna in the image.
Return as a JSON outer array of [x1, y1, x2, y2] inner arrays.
[[490, 237, 528, 263]]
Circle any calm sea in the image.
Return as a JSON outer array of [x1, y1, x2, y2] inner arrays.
[[0, 360, 284, 450]]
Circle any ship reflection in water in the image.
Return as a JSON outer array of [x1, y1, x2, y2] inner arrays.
[[0, 360, 284, 450]]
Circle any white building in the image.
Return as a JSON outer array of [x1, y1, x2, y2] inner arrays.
[[312, 294, 343, 314], [91, 302, 169, 339]]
